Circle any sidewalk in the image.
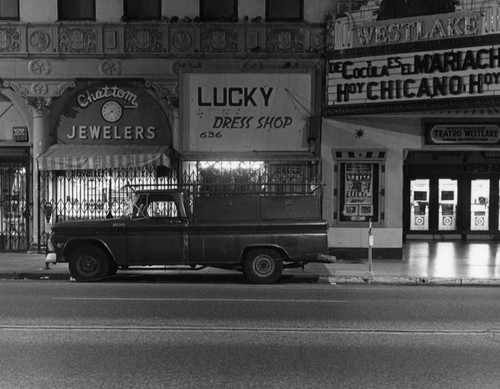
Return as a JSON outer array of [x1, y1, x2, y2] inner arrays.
[[1, 241, 500, 285]]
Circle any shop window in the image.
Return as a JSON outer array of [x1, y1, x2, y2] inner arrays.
[[124, 0, 161, 21], [0, 0, 19, 20], [58, 0, 95, 21], [338, 161, 381, 223], [182, 160, 320, 197], [266, 0, 303, 22], [200, 0, 237, 22]]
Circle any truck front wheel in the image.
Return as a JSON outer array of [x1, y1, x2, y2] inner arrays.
[[243, 249, 283, 284], [69, 245, 111, 282]]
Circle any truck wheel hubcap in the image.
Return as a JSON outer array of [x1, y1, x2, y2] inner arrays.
[[80, 256, 98, 274], [254, 256, 274, 276]]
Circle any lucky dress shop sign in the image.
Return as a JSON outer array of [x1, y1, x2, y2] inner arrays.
[[183, 73, 312, 152]]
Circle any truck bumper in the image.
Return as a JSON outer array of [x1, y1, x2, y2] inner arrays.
[[45, 253, 57, 266], [315, 253, 337, 263]]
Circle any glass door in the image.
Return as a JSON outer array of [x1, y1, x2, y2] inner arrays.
[[438, 179, 457, 231], [470, 179, 489, 231], [410, 179, 429, 231]]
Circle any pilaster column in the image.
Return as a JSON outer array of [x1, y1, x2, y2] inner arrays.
[[26, 97, 52, 252]]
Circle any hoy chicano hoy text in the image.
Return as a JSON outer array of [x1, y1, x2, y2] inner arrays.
[[329, 47, 500, 103]]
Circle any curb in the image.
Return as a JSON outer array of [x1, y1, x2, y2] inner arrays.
[[0, 272, 71, 281], [325, 275, 500, 286]]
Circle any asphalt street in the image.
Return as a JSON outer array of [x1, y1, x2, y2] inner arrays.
[[1, 281, 499, 388]]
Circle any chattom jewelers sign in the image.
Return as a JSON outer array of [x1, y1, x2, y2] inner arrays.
[[327, 44, 500, 113]]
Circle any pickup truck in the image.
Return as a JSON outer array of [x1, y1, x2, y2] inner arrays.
[[45, 188, 335, 284]]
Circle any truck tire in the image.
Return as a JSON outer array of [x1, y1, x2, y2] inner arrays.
[[69, 245, 111, 282], [243, 249, 283, 284]]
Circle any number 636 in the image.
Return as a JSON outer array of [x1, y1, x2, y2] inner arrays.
[[200, 131, 222, 138]]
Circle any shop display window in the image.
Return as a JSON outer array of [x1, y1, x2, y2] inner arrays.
[[0, 0, 19, 20], [200, 0, 237, 21], [338, 162, 380, 223], [266, 0, 303, 21], [58, 0, 95, 21], [124, 0, 161, 20], [182, 160, 320, 196]]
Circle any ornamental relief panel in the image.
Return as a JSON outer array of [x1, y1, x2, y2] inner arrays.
[[0, 27, 20, 52], [29, 59, 51, 76], [29, 30, 51, 51], [59, 26, 97, 53], [201, 25, 237, 53], [125, 26, 162, 53], [171, 30, 194, 52], [267, 27, 304, 53], [3, 80, 75, 98]]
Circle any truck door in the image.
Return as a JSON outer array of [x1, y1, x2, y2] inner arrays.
[[126, 194, 187, 265]]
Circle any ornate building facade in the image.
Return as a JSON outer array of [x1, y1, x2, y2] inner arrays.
[[0, 0, 331, 251]]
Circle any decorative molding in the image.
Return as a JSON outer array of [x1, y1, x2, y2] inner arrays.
[[201, 25, 238, 53], [172, 60, 202, 75], [104, 29, 118, 50], [267, 26, 304, 53], [145, 80, 179, 108], [29, 59, 51, 76], [0, 21, 323, 56], [31, 82, 48, 95], [54, 81, 76, 97], [26, 97, 52, 117], [99, 59, 122, 76], [125, 26, 162, 53], [240, 59, 263, 71], [0, 27, 20, 52], [171, 30, 193, 52], [29, 30, 50, 51], [3, 79, 75, 98], [59, 26, 97, 53], [3, 80, 29, 97]]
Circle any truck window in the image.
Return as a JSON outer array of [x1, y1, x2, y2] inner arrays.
[[148, 200, 178, 218]]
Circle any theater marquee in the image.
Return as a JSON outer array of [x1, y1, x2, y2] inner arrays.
[[326, 44, 500, 114]]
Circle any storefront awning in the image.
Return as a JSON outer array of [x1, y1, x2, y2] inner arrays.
[[37, 144, 171, 171]]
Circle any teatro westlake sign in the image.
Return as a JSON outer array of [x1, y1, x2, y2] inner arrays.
[[327, 44, 500, 113], [424, 121, 500, 145], [57, 84, 170, 145]]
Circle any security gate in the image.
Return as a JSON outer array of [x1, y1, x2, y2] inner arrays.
[[37, 166, 178, 249], [0, 152, 30, 252]]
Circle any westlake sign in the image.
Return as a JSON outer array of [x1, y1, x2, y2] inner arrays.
[[348, 12, 481, 49], [183, 73, 312, 153], [327, 44, 500, 111]]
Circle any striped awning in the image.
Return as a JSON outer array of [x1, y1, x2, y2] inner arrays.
[[37, 144, 171, 171]]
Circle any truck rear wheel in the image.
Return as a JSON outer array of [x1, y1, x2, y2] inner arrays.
[[243, 249, 283, 284], [69, 245, 111, 282]]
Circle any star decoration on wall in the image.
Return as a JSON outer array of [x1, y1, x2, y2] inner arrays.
[[355, 128, 365, 138]]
